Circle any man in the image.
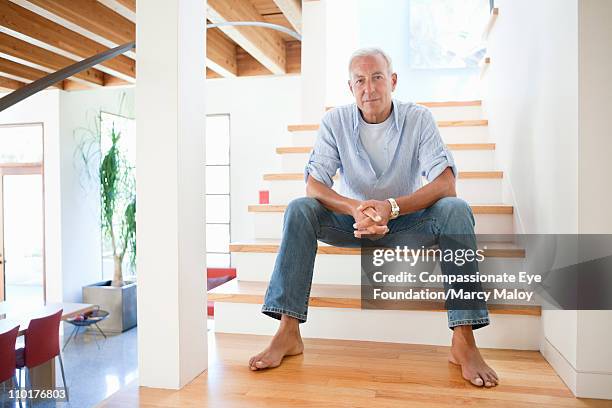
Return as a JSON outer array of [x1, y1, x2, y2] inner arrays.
[[248, 47, 499, 388]]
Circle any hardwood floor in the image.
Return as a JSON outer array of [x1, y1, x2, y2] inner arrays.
[[98, 332, 611, 408]]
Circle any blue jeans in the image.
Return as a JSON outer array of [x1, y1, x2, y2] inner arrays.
[[262, 196, 490, 330]]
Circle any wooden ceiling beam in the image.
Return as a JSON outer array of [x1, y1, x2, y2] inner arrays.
[[0, 32, 104, 85], [207, 0, 286, 75], [206, 28, 237, 78], [114, 0, 135, 13], [25, 0, 135, 46], [236, 40, 300, 77], [0, 56, 67, 88], [0, 75, 25, 90], [102, 72, 131, 86], [206, 68, 222, 79], [96, 0, 135, 23], [271, 0, 302, 34], [0, 0, 135, 80]]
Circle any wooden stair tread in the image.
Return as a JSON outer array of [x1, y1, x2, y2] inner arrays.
[[263, 171, 503, 181], [208, 279, 541, 316], [248, 203, 513, 215], [288, 120, 488, 132], [277, 143, 496, 154], [230, 240, 525, 258], [325, 100, 482, 111]]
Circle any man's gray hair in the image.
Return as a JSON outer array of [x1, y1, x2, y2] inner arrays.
[[348, 47, 394, 79]]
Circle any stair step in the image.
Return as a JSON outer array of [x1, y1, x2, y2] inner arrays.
[[325, 100, 483, 111], [248, 203, 513, 215], [232, 240, 526, 285], [276, 143, 496, 155], [208, 280, 541, 316], [229, 240, 525, 258], [288, 125, 491, 145], [278, 145, 497, 173], [263, 177, 503, 205], [288, 120, 488, 132], [263, 171, 503, 181], [252, 210, 514, 238]]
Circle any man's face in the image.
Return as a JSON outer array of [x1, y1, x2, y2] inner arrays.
[[348, 54, 397, 120]]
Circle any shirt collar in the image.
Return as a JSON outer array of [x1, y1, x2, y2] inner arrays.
[[352, 99, 399, 133]]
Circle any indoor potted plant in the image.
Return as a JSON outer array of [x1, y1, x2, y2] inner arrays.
[[78, 108, 137, 333]]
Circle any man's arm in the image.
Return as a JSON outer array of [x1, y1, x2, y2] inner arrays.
[[306, 175, 356, 215], [395, 166, 456, 215]]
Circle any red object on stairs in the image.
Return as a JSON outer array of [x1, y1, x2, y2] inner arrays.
[[207, 268, 236, 317], [259, 190, 270, 204]]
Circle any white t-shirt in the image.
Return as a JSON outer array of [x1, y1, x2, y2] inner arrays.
[[358, 112, 394, 178]]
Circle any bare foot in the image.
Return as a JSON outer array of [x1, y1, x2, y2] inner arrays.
[[448, 326, 499, 388], [249, 316, 304, 371]]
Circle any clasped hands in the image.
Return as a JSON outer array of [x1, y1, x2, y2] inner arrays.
[[351, 199, 392, 239]]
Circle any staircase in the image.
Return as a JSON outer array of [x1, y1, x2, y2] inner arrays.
[[209, 100, 541, 350]]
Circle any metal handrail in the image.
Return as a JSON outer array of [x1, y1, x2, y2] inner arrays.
[[0, 41, 135, 112]]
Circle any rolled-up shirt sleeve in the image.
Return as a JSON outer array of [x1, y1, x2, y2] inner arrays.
[[304, 113, 341, 187], [418, 108, 458, 182]]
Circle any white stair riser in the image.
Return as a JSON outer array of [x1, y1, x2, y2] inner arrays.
[[253, 212, 514, 239], [427, 105, 485, 121], [326, 105, 484, 121], [233, 251, 526, 287], [265, 178, 503, 205], [280, 149, 495, 173], [214, 302, 541, 350], [288, 126, 490, 146]]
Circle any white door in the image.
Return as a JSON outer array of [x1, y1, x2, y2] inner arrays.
[[0, 165, 45, 305]]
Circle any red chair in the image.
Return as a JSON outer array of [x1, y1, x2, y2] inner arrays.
[[1, 325, 21, 408], [15, 309, 68, 402]]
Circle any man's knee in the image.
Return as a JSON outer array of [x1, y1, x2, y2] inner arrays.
[[285, 197, 325, 222], [432, 197, 474, 225]]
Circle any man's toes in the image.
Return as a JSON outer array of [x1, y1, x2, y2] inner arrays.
[[470, 376, 484, 387], [483, 373, 497, 387], [254, 359, 273, 369], [248, 355, 260, 368]]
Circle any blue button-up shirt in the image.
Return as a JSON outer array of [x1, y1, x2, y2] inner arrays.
[[304, 99, 457, 201]]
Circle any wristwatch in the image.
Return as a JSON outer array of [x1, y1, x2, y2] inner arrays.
[[387, 198, 400, 220]]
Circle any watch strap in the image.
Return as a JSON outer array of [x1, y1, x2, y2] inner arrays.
[[387, 198, 400, 219]]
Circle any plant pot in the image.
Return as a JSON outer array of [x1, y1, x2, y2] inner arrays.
[[82, 280, 137, 333]]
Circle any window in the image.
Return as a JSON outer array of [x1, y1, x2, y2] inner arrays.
[[206, 114, 231, 268], [0, 123, 43, 163], [408, 0, 490, 69]]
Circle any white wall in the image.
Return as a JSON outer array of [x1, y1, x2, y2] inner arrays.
[[301, 0, 327, 122], [206, 75, 302, 244], [483, 0, 579, 235], [483, 0, 612, 398], [574, 0, 612, 399]]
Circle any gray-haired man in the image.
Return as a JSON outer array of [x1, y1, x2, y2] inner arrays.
[[248, 47, 499, 388]]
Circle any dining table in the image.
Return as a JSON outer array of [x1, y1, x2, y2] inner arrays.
[[0, 300, 96, 389]]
